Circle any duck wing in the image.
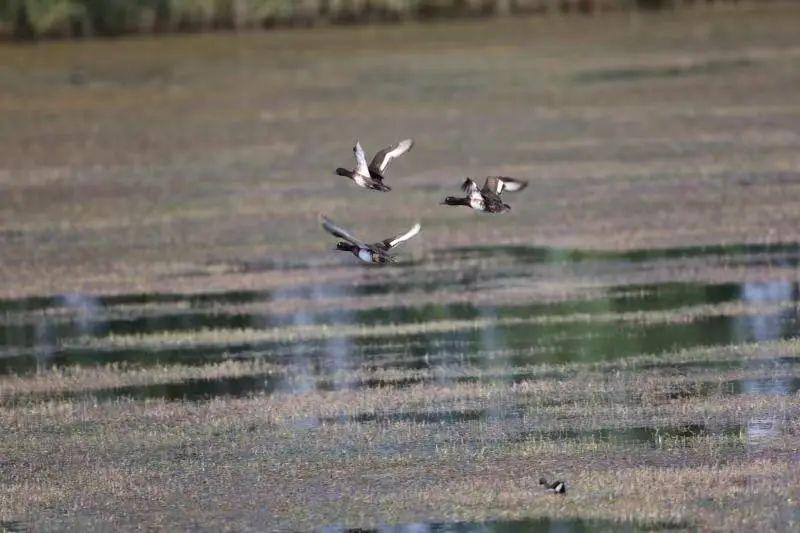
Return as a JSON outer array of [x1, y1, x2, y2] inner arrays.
[[461, 178, 480, 194], [484, 176, 528, 195], [377, 223, 421, 251], [320, 215, 369, 249], [352, 141, 370, 177], [369, 139, 414, 176]]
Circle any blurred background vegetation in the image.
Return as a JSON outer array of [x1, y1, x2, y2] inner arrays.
[[0, 0, 749, 40]]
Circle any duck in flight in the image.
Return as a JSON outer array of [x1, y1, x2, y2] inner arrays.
[[335, 139, 414, 192], [320, 215, 421, 265], [539, 478, 566, 494], [442, 176, 528, 213]]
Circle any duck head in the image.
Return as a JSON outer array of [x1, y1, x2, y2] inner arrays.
[[336, 242, 356, 252]]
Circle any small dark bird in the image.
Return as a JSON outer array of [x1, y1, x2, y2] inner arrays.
[[320, 215, 420, 265], [442, 176, 528, 213], [539, 477, 566, 494], [335, 139, 414, 192]]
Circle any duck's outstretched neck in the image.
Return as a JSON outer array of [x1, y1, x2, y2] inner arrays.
[[443, 196, 470, 206], [335, 168, 353, 178]]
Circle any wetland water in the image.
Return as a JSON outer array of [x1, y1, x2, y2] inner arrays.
[[1, 244, 799, 401], [321, 517, 643, 532]]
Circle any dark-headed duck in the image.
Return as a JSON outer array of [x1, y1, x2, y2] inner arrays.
[[320, 215, 420, 265], [442, 176, 527, 213], [335, 139, 414, 192]]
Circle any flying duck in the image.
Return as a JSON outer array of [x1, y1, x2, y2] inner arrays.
[[539, 478, 566, 494], [442, 176, 528, 213], [320, 215, 421, 265], [335, 139, 414, 192]]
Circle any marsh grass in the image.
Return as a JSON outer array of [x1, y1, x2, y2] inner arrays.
[[60, 299, 800, 350], [3, 5, 800, 530], [0, 358, 282, 398], [2, 341, 798, 530]]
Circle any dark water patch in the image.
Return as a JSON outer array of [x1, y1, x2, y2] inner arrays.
[[0, 520, 29, 533], [0, 345, 257, 375], [3, 302, 799, 380], [723, 376, 800, 397], [5, 241, 799, 314], [361, 312, 800, 371], [321, 409, 487, 426], [89, 373, 281, 403], [0, 279, 776, 357], [2, 246, 799, 384], [573, 58, 754, 84], [438, 242, 800, 266], [321, 516, 648, 532], [661, 375, 800, 401], [634, 355, 800, 374], [517, 423, 744, 447]]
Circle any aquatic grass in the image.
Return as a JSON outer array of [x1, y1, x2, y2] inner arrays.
[[61, 299, 800, 351], [0, 358, 282, 398], [2, 362, 798, 529]]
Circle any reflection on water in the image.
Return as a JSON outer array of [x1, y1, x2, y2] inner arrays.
[[1, 244, 799, 404], [1, 281, 799, 380], [320, 516, 641, 533]]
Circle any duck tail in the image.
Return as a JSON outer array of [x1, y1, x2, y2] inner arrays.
[[335, 168, 352, 178], [442, 196, 469, 206]]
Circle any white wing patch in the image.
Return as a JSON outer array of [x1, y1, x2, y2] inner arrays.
[[353, 141, 370, 177], [374, 139, 414, 173], [496, 177, 528, 193], [387, 223, 421, 248]]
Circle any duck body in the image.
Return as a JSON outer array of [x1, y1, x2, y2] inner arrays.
[[335, 167, 390, 192], [442, 176, 526, 213], [335, 139, 413, 192], [336, 242, 393, 264]]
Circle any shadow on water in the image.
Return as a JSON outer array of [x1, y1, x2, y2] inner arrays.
[[320, 516, 656, 532]]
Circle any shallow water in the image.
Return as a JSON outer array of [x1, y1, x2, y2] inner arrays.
[[320, 516, 642, 532], [2, 245, 799, 406]]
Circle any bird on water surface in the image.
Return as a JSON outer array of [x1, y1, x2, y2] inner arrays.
[[539, 477, 566, 494], [335, 139, 414, 192], [442, 176, 528, 213], [320, 215, 421, 265]]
